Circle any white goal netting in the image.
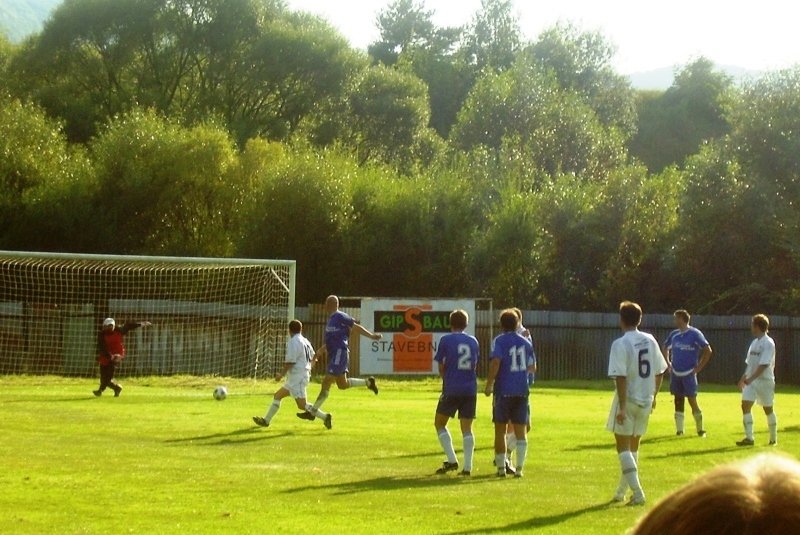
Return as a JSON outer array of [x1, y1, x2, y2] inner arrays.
[[0, 251, 295, 379]]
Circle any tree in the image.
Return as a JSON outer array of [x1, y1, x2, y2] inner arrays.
[[462, 0, 522, 72], [368, 0, 437, 66], [630, 57, 733, 173], [526, 23, 637, 138]]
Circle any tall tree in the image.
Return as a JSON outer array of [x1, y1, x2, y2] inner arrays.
[[462, 0, 521, 72]]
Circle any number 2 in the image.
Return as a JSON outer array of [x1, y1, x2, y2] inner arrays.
[[457, 344, 473, 370]]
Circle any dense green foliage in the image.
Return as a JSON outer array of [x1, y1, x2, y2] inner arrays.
[[1, 0, 800, 313]]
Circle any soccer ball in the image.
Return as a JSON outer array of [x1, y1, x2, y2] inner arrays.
[[213, 386, 227, 401]]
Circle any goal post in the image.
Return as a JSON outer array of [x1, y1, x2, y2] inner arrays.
[[0, 251, 296, 380]]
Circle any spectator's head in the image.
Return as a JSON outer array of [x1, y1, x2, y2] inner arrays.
[[631, 454, 800, 535]]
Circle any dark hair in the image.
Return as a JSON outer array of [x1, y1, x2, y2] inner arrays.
[[674, 309, 690, 323], [450, 309, 468, 330], [289, 319, 303, 334], [500, 309, 519, 332], [619, 301, 642, 327], [752, 314, 769, 332]]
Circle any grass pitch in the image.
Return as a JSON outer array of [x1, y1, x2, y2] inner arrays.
[[2, 376, 798, 535]]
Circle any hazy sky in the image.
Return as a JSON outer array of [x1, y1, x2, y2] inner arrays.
[[286, 0, 800, 74]]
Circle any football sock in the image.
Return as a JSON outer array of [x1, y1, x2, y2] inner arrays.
[[743, 413, 754, 440], [347, 378, 366, 388], [693, 410, 704, 432], [505, 432, 517, 461], [312, 390, 329, 411], [462, 433, 475, 471], [495, 453, 506, 475], [515, 439, 528, 471], [616, 451, 638, 494], [767, 412, 778, 442], [437, 429, 458, 464], [264, 399, 281, 424], [618, 451, 642, 494], [313, 406, 329, 422], [674, 411, 685, 434]]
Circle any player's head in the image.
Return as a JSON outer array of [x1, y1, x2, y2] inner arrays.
[[325, 295, 339, 313], [673, 309, 690, 327], [500, 309, 519, 332], [511, 307, 523, 322], [102, 317, 115, 331], [449, 309, 468, 331], [631, 453, 800, 535], [752, 314, 769, 335], [619, 301, 642, 328], [288, 319, 302, 335]]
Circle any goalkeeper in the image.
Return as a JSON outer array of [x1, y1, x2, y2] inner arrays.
[[93, 317, 150, 397]]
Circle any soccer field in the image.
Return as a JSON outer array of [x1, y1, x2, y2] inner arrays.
[[2, 376, 798, 535]]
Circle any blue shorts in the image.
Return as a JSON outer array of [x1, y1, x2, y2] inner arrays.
[[326, 348, 349, 376], [670, 372, 699, 398], [492, 395, 529, 425], [436, 394, 477, 420]]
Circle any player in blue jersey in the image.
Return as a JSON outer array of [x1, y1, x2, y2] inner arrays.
[[298, 295, 382, 423], [485, 309, 536, 478], [663, 309, 712, 437], [433, 309, 479, 476]]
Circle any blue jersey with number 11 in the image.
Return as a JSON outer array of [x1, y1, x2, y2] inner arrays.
[[434, 332, 479, 396], [491, 332, 535, 396]]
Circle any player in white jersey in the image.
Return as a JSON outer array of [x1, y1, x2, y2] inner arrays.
[[253, 320, 332, 429], [606, 301, 668, 506], [736, 314, 778, 446]]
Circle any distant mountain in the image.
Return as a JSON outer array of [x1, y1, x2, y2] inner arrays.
[[0, 0, 61, 43], [627, 65, 763, 91]]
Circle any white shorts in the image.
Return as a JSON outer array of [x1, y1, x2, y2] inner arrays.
[[606, 395, 651, 437], [283, 374, 310, 400], [742, 379, 775, 407]]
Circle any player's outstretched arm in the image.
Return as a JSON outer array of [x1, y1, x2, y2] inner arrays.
[[351, 322, 382, 341]]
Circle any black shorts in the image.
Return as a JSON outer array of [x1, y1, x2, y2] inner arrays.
[[436, 394, 477, 420], [492, 395, 529, 425]]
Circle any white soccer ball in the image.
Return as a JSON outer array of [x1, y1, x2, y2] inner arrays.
[[213, 386, 227, 401]]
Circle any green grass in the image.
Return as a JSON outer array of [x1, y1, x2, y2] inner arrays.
[[2, 376, 799, 534]]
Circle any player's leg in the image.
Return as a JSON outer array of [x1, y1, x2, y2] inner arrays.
[[511, 398, 529, 477], [615, 403, 646, 505], [334, 372, 378, 394], [254, 387, 289, 427], [458, 397, 477, 475], [96, 362, 113, 395], [504, 421, 516, 464], [760, 382, 777, 445], [764, 406, 777, 445], [434, 396, 459, 473], [687, 395, 705, 437], [672, 374, 685, 435], [738, 386, 756, 445], [492, 397, 511, 477]]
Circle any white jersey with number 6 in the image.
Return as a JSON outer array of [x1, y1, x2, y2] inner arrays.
[[608, 330, 668, 405]]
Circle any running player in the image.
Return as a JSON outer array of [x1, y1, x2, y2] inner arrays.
[[663, 309, 712, 437], [298, 295, 381, 421], [607, 301, 668, 506], [253, 320, 331, 429], [433, 309, 479, 476], [485, 309, 536, 478]]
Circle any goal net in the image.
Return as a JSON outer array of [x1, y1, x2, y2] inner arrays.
[[0, 251, 295, 380]]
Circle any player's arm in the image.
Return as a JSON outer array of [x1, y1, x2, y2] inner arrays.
[[741, 364, 769, 386], [351, 322, 382, 341], [437, 361, 445, 378], [653, 370, 666, 411], [275, 361, 295, 381], [614, 376, 627, 424], [314, 345, 327, 360], [96, 332, 110, 359], [119, 321, 151, 335], [485, 358, 500, 396], [695, 345, 712, 374], [662, 345, 672, 373]]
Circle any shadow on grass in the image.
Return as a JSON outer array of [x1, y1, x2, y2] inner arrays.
[[164, 426, 294, 445], [377, 445, 496, 461], [283, 472, 519, 495], [442, 501, 615, 533]]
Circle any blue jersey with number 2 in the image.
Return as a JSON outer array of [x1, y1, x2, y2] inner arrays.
[[491, 332, 535, 396], [434, 332, 479, 396]]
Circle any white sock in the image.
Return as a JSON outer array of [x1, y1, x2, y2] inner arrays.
[[311, 405, 329, 422], [347, 377, 366, 388], [516, 439, 528, 472], [437, 429, 458, 464], [693, 410, 704, 433], [264, 399, 281, 424], [767, 412, 778, 442], [312, 390, 329, 410], [618, 451, 642, 495], [675, 411, 685, 434], [495, 453, 506, 474], [462, 433, 475, 471], [616, 451, 638, 494], [744, 413, 754, 440], [505, 432, 517, 461]]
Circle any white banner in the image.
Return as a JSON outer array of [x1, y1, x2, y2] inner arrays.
[[359, 298, 476, 375]]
